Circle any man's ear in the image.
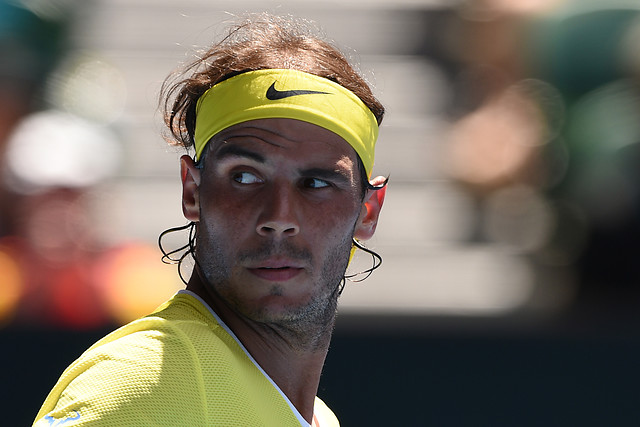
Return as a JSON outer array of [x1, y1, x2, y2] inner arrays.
[[180, 155, 201, 222], [354, 175, 387, 241]]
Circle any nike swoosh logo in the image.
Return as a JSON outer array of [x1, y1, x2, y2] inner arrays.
[[265, 82, 330, 100]]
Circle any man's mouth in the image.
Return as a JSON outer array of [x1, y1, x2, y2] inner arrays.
[[248, 265, 304, 281]]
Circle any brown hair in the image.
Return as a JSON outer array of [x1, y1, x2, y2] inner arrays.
[[160, 13, 385, 151]]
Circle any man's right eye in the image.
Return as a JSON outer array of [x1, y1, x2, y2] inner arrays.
[[232, 171, 262, 184]]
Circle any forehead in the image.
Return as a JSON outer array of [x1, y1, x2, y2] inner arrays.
[[209, 118, 360, 162]]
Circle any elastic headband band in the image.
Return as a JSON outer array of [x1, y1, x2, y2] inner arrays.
[[194, 69, 379, 175]]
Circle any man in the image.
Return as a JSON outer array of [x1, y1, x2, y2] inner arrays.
[[34, 13, 387, 426]]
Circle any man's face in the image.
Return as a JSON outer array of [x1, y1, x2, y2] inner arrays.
[[182, 118, 372, 328]]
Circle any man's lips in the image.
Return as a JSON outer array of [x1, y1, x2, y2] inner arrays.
[[247, 261, 304, 282]]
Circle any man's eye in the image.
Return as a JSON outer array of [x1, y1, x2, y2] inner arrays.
[[233, 171, 262, 184], [303, 178, 330, 189]]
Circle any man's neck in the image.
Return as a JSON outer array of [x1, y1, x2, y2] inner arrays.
[[186, 271, 334, 423]]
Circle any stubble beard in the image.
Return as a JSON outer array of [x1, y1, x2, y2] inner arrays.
[[194, 224, 353, 351]]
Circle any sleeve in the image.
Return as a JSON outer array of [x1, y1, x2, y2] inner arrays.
[[33, 324, 207, 427]]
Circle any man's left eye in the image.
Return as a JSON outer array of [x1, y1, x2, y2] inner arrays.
[[303, 178, 330, 189], [233, 171, 262, 184]]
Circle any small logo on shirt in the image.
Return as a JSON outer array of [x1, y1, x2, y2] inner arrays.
[[265, 82, 330, 100], [44, 411, 81, 426]]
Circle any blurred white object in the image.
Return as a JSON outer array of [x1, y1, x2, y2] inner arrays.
[[5, 110, 121, 193]]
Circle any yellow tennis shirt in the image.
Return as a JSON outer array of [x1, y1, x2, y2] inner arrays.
[[33, 290, 339, 426]]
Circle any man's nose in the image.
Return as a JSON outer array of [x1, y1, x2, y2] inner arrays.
[[256, 184, 300, 238]]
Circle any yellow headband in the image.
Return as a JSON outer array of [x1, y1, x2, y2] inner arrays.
[[194, 69, 379, 175]]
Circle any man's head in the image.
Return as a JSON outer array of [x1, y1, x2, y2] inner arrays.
[[160, 14, 386, 333]]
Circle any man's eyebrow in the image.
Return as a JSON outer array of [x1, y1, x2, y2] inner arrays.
[[214, 144, 265, 163]]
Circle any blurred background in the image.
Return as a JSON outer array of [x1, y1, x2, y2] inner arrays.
[[1, 0, 639, 425]]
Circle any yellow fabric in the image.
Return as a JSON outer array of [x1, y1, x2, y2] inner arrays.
[[194, 69, 379, 175], [33, 292, 339, 427]]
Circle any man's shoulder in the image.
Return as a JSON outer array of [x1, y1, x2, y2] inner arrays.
[[81, 292, 233, 363], [32, 293, 226, 426], [58, 293, 213, 380], [74, 292, 212, 353]]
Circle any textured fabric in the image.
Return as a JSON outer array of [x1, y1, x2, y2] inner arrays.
[[33, 292, 339, 426]]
